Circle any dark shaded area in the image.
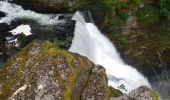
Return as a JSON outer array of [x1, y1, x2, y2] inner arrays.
[[0, 11, 5, 17], [9, 0, 69, 14], [0, 23, 10, 32]]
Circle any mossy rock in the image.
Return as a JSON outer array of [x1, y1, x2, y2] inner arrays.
[[0, 40, 110, 100], [81, 65, 110, 100], [109, 86, 123, 97], [110, 86, 159, 100]]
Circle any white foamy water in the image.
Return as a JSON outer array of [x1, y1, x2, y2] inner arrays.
[[0, 1, 62, 25], [69, 12, 151, 93], [10, 24, 32, 36]]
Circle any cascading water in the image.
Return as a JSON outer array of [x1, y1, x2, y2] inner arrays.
[[0, 1, 64, 25], [0, 0, 154, 94], [69, 11, 151, 93]]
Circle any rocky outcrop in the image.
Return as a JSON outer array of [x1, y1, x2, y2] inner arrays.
[[0, 40, 110, 100], [0, 23, 10, 32], [81, 66, 109, 100], [111, 86, 159, 100]]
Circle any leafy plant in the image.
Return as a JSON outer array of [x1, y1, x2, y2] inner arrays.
[[53, 36, 72, 49], [111, 13, 127, 28], [159, 0, 170, 32], [117, 84, 127, 92], [17, 33, 28, 48], [136, 5, 159, 24]]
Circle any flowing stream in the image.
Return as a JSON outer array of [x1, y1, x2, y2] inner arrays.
[[1, 0, 169, 97]]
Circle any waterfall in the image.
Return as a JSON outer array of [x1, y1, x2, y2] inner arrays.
[[0, 0, 151, 93], [69, 11, 151, 93]]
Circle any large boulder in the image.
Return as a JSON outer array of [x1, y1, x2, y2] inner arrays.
[[110, 86, 159, 100], [0, 40, 110, 100]]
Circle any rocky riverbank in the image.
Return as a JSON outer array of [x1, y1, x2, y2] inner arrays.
[[0, 40, 158, 100]]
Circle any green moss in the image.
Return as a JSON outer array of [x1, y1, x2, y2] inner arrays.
[[109, 86, 123, 97], [30, 40, 92, 100], [60, 54, 91, 100], [150, 90, 159, 100], [0, 50, 26, 98]]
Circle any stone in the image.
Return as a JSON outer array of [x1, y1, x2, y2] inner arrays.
[[110, 86, 159, 100], [0, 11, 5, 17], [81, 66, 109, 100], [0, 23, 10, 32], [0, 33, 5, 49]]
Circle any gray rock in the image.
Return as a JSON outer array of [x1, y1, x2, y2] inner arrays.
[[110, 86, 159, 100]]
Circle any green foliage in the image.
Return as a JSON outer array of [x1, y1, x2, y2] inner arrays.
[[135, 0, 170, 32], [113, 33, 130, 48], [117, 84, 127, 92], [111, 13, 128, 28], [160, 20, 170, 32], [102, 0, 142, 12], [102, 0, 143, 29], [152, 33, 170, 53], [17, 33, 28, 48], [159, 0, 170, 19], [150, 90, 159, 100], [159, 0, 170, 32], [136, 5, 159, 24], [53, 36, 72, 49], [102, 0, 116, 12]]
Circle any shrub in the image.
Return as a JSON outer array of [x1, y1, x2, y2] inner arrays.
[[136, 5, 159, 24]]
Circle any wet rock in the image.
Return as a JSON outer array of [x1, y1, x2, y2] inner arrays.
[[0, 33, 5, 49], [0, 11, 5, 17], [0, 23, 10, 32]]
